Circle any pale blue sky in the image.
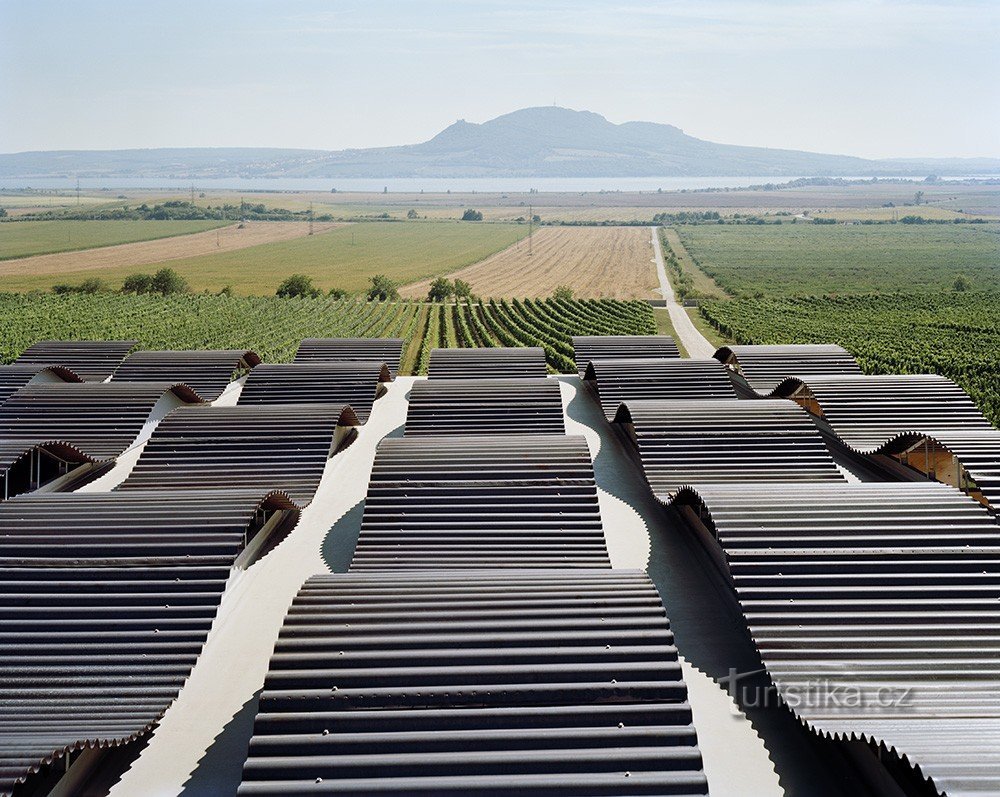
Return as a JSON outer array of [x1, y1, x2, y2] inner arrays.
[[1, 0, 997, 157]]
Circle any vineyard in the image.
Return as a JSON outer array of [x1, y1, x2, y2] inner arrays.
[[0, 293, 655, 375], [701, 291, 1000, 424]]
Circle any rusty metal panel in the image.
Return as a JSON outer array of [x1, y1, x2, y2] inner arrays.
[[351, 435, 608, 570], [0, 382, 204, 459], [572, 336, 680, 377], [237, 569, 707, 796], [118, 404, 358, 505], [405, 378, 565, 436], [613, 399, 843, 501], [238, 362, 390, 423], [679, 481, 1000, 797], [113, 349, 261, 401], [15, 340, 137, 383], [294, 338, 403, 379], [713, 344, 862, 396], [0, 490, 300, 795], [583, 358, 737, 421], [428, 347, 547, 380], [0, 365, 82, 407]]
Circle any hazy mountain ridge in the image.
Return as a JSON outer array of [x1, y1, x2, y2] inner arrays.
[[2, 107, 997, 179]]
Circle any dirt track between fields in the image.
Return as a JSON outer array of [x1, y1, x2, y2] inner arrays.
[[0, 221, 343, 277]]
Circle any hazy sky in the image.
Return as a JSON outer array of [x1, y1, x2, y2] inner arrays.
[[1, 0, 998, 158]]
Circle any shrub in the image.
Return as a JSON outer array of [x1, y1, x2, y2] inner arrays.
[[427, 277, 454, 302], [953, 274, 971, 292], [552, 285, 574, 301], [454, 279, 472, 299], [328, 287, 349, 299], [406, 209, 418, 219], [122, 273, 154, 294], [461, 209, 483, 221], [368, 274, 399, 301], [276, 274, 321, 298], [151, 267, 189, 295]]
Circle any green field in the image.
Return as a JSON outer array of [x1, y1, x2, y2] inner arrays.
[[678, 223, 1000, 296], [0, 220, 227, 260], [6, 221, 530, 295], [702, 292, 1000, 425]]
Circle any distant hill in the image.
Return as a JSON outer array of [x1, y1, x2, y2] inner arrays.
[[2, 107, 998, 179]]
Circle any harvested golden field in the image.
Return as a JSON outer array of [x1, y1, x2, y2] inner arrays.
[[400, 226, 659, 299], [0, 221, 341, 283]]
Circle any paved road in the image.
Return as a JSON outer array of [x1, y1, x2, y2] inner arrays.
[[650, 226, 717, 359]]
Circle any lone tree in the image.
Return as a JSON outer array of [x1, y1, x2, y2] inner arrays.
[[368, 274, 399, 301], [427, 277, 454, 302], [461, 209, 483, 221], [276, 274, 321, 298], [151, 268, 189, 295], [453, 279, 472, 299], [406, 209, 418, 219], [553, 285, 574, 301], [953, 274, 971, 292], [122, 273, 155, 294]]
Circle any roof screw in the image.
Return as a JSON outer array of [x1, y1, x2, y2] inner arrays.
[[315, 778, 323, 784], [625, 772, 631, 777], [322, 729, 329, 736], [331, 686, 338, 692], [618, 722, 624, 728]]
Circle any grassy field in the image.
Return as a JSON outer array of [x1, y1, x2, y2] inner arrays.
[[678, 223, 1000, 296], [401, 226, 659, 299], [2, 221, 529, 295], [0, 219, 227, 260]]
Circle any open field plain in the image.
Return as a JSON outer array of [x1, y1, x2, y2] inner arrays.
[[0, 221, 340, 284], [0, 219, 226, 260], [401, 226, 659, 299]]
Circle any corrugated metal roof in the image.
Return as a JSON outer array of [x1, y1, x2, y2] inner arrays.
[[572, 336, 680, 377], [351, 435, 609, 570], [583, 358, 737, 421], [405, 378, 565, 436], [428, 347, 548, 380], [773, 373, 992, 451], [0, 365, 81, 407], [677, 481, 1000, 797], [0, 489, 300, 795], [0, 381, 205, 459], [713, 344, 862, 396], [613, 399, 844, 501], [118, 404, 359, 506], [294, 338, 403, 379], [238, 362, 390, 423], [0, 440, 96, 501], [237, 569, 707, 796], [112, 350, 262, 401], [14, 340, 137, 382]]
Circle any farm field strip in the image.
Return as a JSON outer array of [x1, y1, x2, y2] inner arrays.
[[0, 293, 655, 375], [0, 219, 228, 261], [401, 226, 659, 300]]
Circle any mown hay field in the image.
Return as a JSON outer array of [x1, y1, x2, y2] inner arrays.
[[0, 221, 529, 295], [0, 219, 227, 260], [401, 226, 659, 299]]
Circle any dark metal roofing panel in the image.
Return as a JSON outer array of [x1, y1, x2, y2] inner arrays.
[[0, 490, 300, 796], [428, 347, 548, 380], [118, 404, 359, 505], [238, 362, 390, 423], [405, 378, 566, 436], [677, 481, 1000, 797], [773, 373, 993, 452], [0, 382, 204, 459], [713, 344, 862, 395], [0, 365, 82, 407], [294, 338, 404, 379], [237, 569, 707, 796], [572, 336, 680, 377], [583, 358, 737, 421], [613, 399, 844, 501], [15, 340, 137, 382], [113, 349, 262, 401], [351, 435, 608, 570]]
